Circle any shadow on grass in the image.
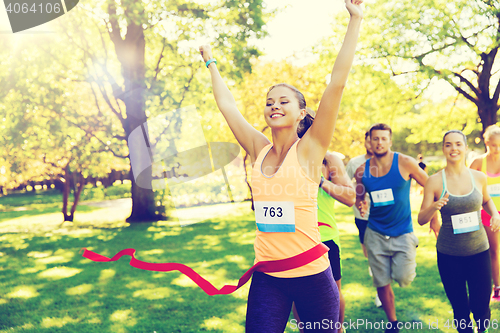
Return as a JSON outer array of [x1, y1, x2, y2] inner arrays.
[[1, 197, 499, 333], [0, 205, 256, 333]]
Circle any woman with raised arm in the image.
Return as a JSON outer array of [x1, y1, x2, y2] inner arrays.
[[470, 125, 500, 302], [199, 1, 362, 331], [418, 130, 500, 333]]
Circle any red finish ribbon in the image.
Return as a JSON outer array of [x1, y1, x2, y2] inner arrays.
[[82, 243, 329, 296]]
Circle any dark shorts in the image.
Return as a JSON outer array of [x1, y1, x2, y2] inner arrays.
[[323, 240, 342, 281], [246, 266, 339, 332], [355, 218, 368, 244]]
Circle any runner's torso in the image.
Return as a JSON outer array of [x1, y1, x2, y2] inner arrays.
[[252, 140, 329, 278], [481, 157, 500, 210], [362, 152, 412, 236], [437, 169, 488, 256]]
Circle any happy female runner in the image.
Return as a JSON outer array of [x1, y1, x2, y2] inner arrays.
[[199, 0, 362, 331]]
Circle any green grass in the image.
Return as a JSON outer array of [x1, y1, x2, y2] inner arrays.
[[0, 190, 101, 223], [0, 185, 133, 223], [0, 193, 499, 332]]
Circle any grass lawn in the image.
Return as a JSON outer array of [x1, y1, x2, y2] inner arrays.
[[0, 192, 499, 332]]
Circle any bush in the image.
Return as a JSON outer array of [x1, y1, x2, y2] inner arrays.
[[425, 159, 446, 177], [80, 183, 131, 201]]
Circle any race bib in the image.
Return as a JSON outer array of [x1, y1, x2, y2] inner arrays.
[[371, 189, 395, 207], [487, 184, 500, 197], [254, 201, 295, 232], [451, 211, 480, 234]]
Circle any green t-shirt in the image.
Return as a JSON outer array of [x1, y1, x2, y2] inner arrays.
[[317, 184, 340, 246]]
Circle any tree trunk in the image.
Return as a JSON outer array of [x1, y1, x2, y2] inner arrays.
[[68, 172, 85, 221], [62, 165, 85, 222], [478, 102, 499, 137], [128, 168, 158, 222], [62, 163, 72, 221], [110, 16, 158, 222], [243, 152, 254, 211]]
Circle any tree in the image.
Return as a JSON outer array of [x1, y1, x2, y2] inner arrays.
[[42, 0, 269, 222], [363, 0, 500, 134], [0, 35, 126, 220], [230, 52, 413, 184]]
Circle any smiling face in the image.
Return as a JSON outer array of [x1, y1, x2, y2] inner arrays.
[[442, 132, 467, 163], [265, 85, 305, 130], [370, 130, 391, 157], [486, 134, 500, 158]]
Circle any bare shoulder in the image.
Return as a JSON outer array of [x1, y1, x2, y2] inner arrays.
[[469, 154, 486, 170], [252, 138, 272, 162], [398, 153, 418, 165], [354, 162, 366, 180], [425, 172, 442, 191], [427, 172, 442, 184], [470, 169, 487, 183], [398, 153, 420, 172]]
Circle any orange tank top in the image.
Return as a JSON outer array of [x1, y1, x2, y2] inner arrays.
[[251, 140, 329, 278]]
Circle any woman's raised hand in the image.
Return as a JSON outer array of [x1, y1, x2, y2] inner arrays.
[[199, 45, 213, 63], [345, 0, 363, 18]]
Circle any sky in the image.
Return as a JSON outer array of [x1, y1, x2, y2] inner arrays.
[[254, 0, 344, 63], [1, 0, 458, 100], [0, 0, 343, 63]]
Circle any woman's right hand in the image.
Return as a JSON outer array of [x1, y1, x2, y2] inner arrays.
[[345, 0, 363, 19], [433, 192, 449, 211], [199, 45, 213, 63]]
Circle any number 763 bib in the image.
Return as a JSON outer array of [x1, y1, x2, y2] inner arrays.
[[254, 201, 295, 232]]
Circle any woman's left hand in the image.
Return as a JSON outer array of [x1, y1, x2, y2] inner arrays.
[[491, 214, 500, 232]]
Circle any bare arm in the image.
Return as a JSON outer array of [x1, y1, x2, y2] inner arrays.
[[405, 156, 429, 187], [404, 155, 441, 235], [321, 153, 356, 207], [469, 156, 483, 171], [418, 175, 448, 225], [199, 45, 269, 162], [477, 171, 500, 232], [300, 0, 363, 161], [354, 163, 368, 216]]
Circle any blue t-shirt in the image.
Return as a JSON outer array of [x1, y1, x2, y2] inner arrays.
[[362, 152, 412, 236]]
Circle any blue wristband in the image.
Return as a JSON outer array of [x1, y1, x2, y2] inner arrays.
[[206, 58, 217, 68]]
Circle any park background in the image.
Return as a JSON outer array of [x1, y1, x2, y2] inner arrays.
[[1, 0, 500, 331]]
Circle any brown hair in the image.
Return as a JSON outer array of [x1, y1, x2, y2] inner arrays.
[[369, 123, 392, 138], [297, 108, 315, 138], [296, 108, 328, 166], [442, 129, 467, 145]]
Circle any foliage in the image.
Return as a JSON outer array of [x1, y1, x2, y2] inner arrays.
[[308, 25, 421, 159], [1, 0, 271, 221], [425, 159, 447, 177], [362, 0, 500, 133], [80, 183, 132, 202]]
